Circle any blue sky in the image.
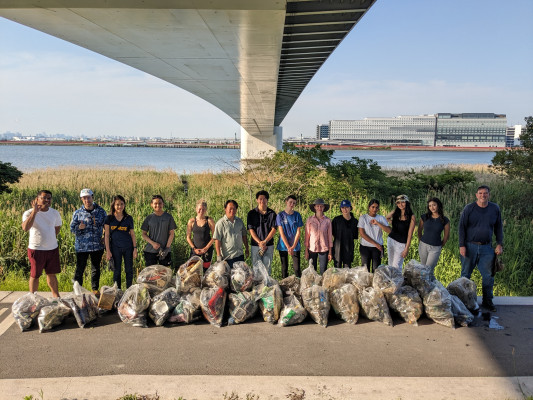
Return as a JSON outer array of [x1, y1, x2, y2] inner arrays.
[[1, 0, 532, 139]]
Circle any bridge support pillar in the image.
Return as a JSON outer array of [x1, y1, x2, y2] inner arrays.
[[240, 126, 282, 160]]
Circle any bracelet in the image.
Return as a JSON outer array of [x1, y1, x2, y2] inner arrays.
[[133, 246, 137, 249]]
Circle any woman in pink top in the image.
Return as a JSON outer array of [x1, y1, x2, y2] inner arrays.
[[305, 198, 333, 274]]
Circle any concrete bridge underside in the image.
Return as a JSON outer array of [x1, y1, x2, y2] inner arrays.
[[0, 0, 375, 158]]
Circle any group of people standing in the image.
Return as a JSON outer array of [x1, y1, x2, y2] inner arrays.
[[22, 185, 503, 312]]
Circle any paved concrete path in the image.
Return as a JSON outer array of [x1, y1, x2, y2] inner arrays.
[[0, 292, 532, 399], [2, 375, 533, 400]]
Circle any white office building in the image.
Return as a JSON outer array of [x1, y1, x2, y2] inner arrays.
[[328, 115, 436, 146]]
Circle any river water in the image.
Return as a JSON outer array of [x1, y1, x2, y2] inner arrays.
[[0, 145, 496, 173]]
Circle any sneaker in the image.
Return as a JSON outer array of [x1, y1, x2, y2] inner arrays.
[[482, 300, 497, 312]]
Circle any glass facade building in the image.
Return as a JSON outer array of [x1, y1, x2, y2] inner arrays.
[[435, 113, 506, 147], [327, 115, 436, 146], [316, 124, 330, 140]]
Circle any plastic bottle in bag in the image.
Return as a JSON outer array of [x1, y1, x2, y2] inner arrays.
[[278, 294, 307, 327], [228, 291, 258, 325], [301, 284, 330, 327]]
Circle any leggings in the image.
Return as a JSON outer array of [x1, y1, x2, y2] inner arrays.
[[278, 250, 301, 278], [359, 245, 382, 273]]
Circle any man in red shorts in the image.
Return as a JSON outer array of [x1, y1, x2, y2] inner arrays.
[[21, 190, 62, 297]]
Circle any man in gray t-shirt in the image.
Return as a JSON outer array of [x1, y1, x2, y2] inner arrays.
[[141, 195, 177, 267], [213, 200, 249, 268]]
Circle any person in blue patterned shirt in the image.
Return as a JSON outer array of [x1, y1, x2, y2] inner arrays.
[[70, 188, 107, 295]]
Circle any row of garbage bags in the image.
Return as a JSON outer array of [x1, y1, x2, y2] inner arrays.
[[12, 256, 479, 332]]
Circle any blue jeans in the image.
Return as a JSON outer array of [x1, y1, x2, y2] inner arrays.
[[111, 245, 134, 289], [460, 242, 494, 300], [251, 245, 274, 275]]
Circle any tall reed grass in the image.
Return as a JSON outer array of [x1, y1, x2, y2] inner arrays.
[[0, 166, 531, 296]]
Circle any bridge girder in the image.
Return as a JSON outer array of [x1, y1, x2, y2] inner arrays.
[[0, 0, 376, 158]]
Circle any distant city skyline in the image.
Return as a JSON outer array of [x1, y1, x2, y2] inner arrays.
[[1, 0, 532, 139]]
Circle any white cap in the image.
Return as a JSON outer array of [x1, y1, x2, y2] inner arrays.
[[80, 188, 94, 197]]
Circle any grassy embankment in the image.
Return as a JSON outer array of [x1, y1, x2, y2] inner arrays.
[[0, 166, 531, 296]]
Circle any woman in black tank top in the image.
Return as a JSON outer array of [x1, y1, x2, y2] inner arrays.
[[385, 194, 416, 269], [186, 199, 215, 268]]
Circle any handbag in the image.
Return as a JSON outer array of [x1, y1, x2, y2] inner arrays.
[[491, 254, 504, 277]]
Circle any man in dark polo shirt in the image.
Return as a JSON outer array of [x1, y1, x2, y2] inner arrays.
[[247, 190, 277, 275], [459, 185, 503, 312]]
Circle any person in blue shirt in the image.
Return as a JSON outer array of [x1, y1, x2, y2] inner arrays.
[[276, 195, 303, 278], [70, 188, 107, 295], [459, 185, 503, 312]]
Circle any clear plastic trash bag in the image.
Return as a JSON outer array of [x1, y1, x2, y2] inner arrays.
[[330, 283, 359, 325], [423, 281, 455, 329], [358, 286, 393, 326], [117, 284, 151, 328], [385, 285, 423, 325], [200, 287, 226, 327], [230, 261, 253, 292], [202, 260, 231, 289], [137, 265, 174, 296], [278, 294, 307, 327], [301, 284, 330, 327], [373, 265, 404, 294], [12, 292, 49, 332], [228, 291, 258, 325]]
